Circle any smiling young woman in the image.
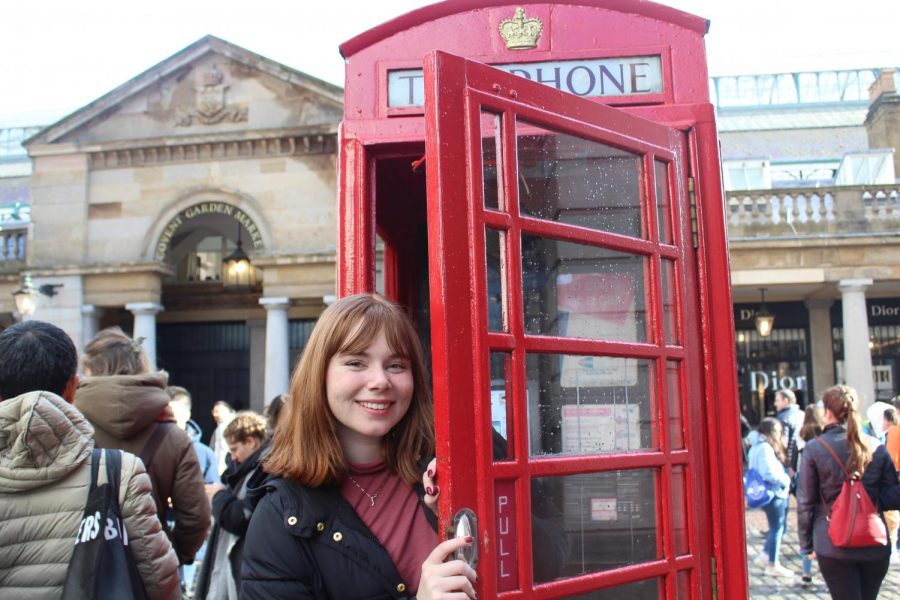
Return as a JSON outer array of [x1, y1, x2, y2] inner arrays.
[[240, 293, 477, 600]]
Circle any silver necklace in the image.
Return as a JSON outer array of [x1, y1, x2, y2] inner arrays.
[[347, 473, 390, 507]]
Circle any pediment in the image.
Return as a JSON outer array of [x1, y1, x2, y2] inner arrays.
[[26, 36, 344, 148]]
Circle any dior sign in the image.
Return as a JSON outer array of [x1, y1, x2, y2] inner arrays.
[[749, 370, 807, 393]]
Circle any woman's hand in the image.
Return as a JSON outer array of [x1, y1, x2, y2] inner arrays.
[[416, 536, 478, 600], [205, 482, 225, 502], [423, 458, 440, 514]]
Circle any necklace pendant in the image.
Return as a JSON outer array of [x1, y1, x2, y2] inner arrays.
[[370, 497, 376, 507]]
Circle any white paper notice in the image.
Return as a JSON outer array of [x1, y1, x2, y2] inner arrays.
[[561, 404, 641, 453]]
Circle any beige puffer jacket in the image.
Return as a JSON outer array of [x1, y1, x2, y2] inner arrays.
[[0, 391, 180, 599]]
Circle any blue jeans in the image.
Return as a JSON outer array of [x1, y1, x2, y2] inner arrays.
[[802, 555, 813, 577], [762, 496, 788, 564]]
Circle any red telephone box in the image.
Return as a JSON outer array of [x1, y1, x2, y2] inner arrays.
[[337, 2, 745, 598]]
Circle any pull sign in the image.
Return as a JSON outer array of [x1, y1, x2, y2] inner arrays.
[[495, 480, 518, 591]]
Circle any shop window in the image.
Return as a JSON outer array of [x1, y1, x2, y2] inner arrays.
[[833, 325, 900, 402], [736, 327, 809, 424]]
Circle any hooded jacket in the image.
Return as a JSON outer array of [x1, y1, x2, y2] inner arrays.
[[186, 418, 219, 484], [747, 430, 791, 499], [75, 372, 211, 564], [0, 391, 180, 599], [796, 424, 897, 560]]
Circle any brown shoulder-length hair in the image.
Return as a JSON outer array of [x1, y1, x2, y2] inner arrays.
[[822, 384, 873, 476], [264, 293, 434, 487], [757, 417, 788, 466], [81, 327, 151, 376]]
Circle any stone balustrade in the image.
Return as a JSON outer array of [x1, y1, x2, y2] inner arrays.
[[0, 228, 27, 267], [726, 185, 900, 238]]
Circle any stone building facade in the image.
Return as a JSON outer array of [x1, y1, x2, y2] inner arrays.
[[720, 69, 900, 421], [0, 36, 342, 436]]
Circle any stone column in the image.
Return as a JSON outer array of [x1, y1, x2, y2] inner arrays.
[[126, 302, 163, 371], [260, 297, 291, 404], [804, 299, 835, 400], [838, 279, 875, 411], [81, 304, 104, 349]]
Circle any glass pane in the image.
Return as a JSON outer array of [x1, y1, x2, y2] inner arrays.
[[655, 160, 672, 244], [491, 352, 513, 460], [568, 579, 660, 600], [661, 259, 679, 344], [483, 112, 501, 210], [675, 570, 691, 599], [533, 470, 660, 582], [522, 235, 648, 342], [517, 122, 644, 238], [485, 229, 507, 332], [667, 360, 684, 449], [527, 353, 656, 456], [375, 233, 386, 296], [672, 465, 690, 555]]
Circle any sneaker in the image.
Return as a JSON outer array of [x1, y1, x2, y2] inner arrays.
[[752, 552, 770, 566], [801, 575, 812, 588], [764, 563, 794, 578]]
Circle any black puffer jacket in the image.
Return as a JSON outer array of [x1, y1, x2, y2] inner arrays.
[[796, 424, 898, 560], [240, 478, 430, 599]]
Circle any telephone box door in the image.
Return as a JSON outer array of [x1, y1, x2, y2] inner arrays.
[[423, 51, 711, 599]]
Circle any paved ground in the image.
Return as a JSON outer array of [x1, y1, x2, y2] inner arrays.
[[746, 499, 900, 598]]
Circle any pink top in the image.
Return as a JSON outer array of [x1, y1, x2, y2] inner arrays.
[[341, 459, 438, 594]]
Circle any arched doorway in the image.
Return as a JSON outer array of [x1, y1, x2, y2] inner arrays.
[[153, 196, 268, 438]]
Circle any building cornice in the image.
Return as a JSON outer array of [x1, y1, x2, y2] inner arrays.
[[25, 126, 338, 169], [23, 261, 175, 278]]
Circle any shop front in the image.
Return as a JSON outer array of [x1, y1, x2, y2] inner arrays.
[[833, 297, 900, 403], [734, 302, 811, 424]]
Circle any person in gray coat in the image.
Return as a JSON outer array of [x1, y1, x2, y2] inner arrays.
[[0, 320, 179, 599], [796, 385, 899, 600]]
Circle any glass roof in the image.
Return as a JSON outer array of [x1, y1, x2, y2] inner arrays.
[[710, 68, 884, 109]]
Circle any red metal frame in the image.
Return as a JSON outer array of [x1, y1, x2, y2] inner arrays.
[[337, 2, 745, 598], [423, 50, 719, 598]]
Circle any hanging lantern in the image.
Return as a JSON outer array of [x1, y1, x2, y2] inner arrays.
[[755, 288, 775, 337], [223, 226, 256, 289]]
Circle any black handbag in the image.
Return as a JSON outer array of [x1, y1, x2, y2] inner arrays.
[[62, 448, 148, 600]]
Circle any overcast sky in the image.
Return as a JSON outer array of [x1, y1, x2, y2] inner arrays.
[[2, 0, 897, 124]]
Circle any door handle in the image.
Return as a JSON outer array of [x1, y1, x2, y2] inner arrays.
[[450, 508, 478, 570]]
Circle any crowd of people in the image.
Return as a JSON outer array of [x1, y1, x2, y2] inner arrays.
[[745, 384, 900, 599], [0, 293, 479, 599], [5, 292, 900, 600]]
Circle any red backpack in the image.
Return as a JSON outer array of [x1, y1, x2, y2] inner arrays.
[[817, 436, 888, 548]]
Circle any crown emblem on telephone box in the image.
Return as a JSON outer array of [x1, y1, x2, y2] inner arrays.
[[499, 7, 543, 50]]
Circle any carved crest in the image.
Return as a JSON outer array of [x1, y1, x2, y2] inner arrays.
[[499, 7, 542, 50], [176, 64, 248, 127]]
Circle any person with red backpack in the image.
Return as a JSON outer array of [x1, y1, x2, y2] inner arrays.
[[796, 385, 899, 600]]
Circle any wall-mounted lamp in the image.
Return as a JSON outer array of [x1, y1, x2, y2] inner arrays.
[[223, 225, 256, 289], [12, 273, 63, 318], [755, 288, 775, 337]]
